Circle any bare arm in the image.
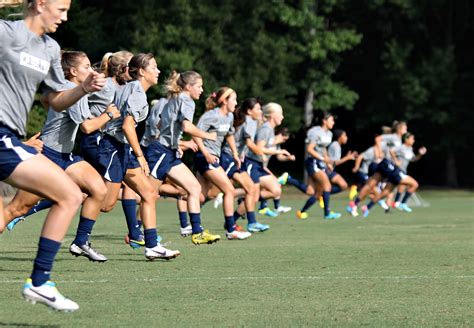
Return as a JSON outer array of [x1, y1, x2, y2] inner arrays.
[[80, 104, 120, 134], [182, 120, 216, 140]]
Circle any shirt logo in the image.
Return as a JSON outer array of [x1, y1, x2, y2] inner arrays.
[[19, 52, 50, 74]]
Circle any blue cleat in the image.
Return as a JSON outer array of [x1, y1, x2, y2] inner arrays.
[[324, 211, 341, 220], [247, 222, 270, 232], [361, 205, 370, 218], [7, 216, 25, 231], [127, 234, 163, 249], [258, 207, 278, 218], [398, 203, 413, 213]]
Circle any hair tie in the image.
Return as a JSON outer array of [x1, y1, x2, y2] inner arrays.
[[211, 92, 217, 98]]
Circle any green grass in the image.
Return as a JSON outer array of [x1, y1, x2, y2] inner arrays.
[[0, 190, 473, 327]]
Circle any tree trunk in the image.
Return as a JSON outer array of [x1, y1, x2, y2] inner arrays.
[[445, 150, 458, 187], [303, 88, 314, 183]]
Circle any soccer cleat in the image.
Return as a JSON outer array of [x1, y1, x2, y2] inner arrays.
[[319, 196, 324, 209], [22, 279, 79, 312], [296, 211, 308, 220], [346, 201, 359, 217], [7, 216, 26, 231], [69, 242, 107, 262], [349, 185, 358, 200], [276, 205, 292, 213], [192, 230, 221, 245], [277, 172, 289, 185], [324, 211, 342, 220], [145, 245, 181, 260], [126, 234, 162, 249], [378, 199, 389, 210], [226, 230, 252, 240], [247, 222, 270, 232], [258, 207, 278, 217], [180, 225, 192, 237], [213, 192, 224, 209], [361, 205, 370, 218], [398, 203, 413, 213]]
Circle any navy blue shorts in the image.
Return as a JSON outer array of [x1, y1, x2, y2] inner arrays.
[[80, 131, 101, 168], [0, 126, 37, 180], [194, 152, 221, 175], [42, 145, 82, 170], [305, 157, 327, 176], [376, 159, 407, 185], [145, 142, 182, 181], [244, 157, 269, 183], [368, 162, 378, 177], [325, 168, 337, 180], [355, 171, 369, 184], [97, 135, 140, 183], [220, 152, 244, 178]]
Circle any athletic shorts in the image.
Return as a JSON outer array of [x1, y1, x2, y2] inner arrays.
[[244, 157, 269, 183], [0, 125, 37, 180], [220, 152, 245, 178], [145, 141, 182, 181], [42, 145, 82, 170], [194, 152, 221, 175], [80, 131, 102, 168], [324, 168, 337, 180], [97, 135, 140, 183], [376, 159, 407, 185], [305, 157, 327, 176], [355, 171, 369, 184], [368, 162, 378, 177]]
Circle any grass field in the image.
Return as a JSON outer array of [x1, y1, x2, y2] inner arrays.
[[0, 189, 472, 327]]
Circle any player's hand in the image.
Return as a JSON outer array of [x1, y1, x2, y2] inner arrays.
[[23, 132, 43, 152], [205, 153, 219, 164], [418, 147, 427, 155], [137, 156, 150, 176], [82, 71, 106, 93], [233, 154, 241, 169]]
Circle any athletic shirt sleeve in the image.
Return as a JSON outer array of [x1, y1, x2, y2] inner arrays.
[[196, 110, 214, 131], [178, 96, 195, 123], [306, 127, 318, 144], [41, 39, 69, 93], [125, 83, 148, 123], [67, 95, 92, 125], [255, 124, 273, 144], [243, 118, 257, 140], [328, 141, 341, 161]]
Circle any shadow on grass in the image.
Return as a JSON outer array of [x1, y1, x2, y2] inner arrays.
[[0, 323, 60, 328]]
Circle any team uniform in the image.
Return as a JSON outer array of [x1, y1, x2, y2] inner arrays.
[[40, 81, 107, 262], [80, 77, 117, 166], [0, 19, 79, 311], [97, 80, 145, 182], [245, 122, 275, 183], [194, 108, 234, 174]]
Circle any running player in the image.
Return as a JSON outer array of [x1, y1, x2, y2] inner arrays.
[[144, 71, 221, 245], [97, 53, 180, 260], [0, 0, 106, 312], [296, 111, 342, 220]]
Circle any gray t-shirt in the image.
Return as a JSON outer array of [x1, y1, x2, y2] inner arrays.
[[0, 20, 68, 136], [306, 126, 333, 158], [158, 93, 195, 150], [222, 115, 258, 157], [328, 141, 342, 161], [246, 121, 275, 163], [394, 144, 415, 172], [103, 80, 148, 144], [196, 108, 234, 157], [359, 146, 390, 174], [88, 77, 117, 118], [381, 133, 402, 149], [41, 81, 91, 153], [141, 98, 168, 148]]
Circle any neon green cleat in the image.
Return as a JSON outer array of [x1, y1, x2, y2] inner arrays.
[[192, 230, 221, 245], [296, 211, 308, 220]]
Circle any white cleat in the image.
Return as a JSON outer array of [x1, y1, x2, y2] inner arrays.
[[145, 245, 181, 260], [213, 192, 224, 209], [276, 205, 292, 213], [69, 242, 107, 262], [180, 225, 193, 237], [226, 230, 252, 240], [22, 279, 79, 312]]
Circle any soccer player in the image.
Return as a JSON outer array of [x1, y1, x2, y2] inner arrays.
[[97, 53, 180, 260], [193, 87, 252, 239], [392, 132, 426, 212], [143, 71, 221, 245], [0, 0, 106, 312], [296, 111, 342, 220], [245, 103, 295, 217]]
